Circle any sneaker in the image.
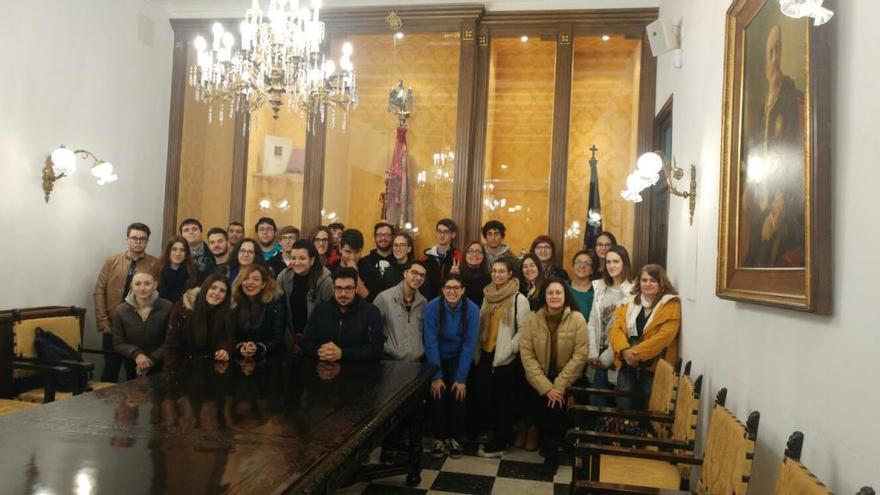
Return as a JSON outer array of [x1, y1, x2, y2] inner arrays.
[[478, 439, 507, 458], [446, 438, 463, 459], [430, 439, 447, 459]]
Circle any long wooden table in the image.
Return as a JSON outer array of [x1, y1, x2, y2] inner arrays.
[[0, 357, 434, 494]]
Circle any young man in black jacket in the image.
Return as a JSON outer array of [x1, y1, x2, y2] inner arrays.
[[303, 267, 384, 362], [357, 222, 397, 302], [420, 218, 462, 301]]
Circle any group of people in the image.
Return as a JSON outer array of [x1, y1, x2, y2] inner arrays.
[[93, 215, 681, 474]]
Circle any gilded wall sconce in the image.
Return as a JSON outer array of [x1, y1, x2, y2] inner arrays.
[[42, 146, 118, 202]]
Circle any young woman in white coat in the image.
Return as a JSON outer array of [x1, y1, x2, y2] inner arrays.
[[585, 245, 634, 407], [473, 257, 531, 458]]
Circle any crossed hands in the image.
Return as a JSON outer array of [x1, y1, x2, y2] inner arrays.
[[318, 341, 342, 362]]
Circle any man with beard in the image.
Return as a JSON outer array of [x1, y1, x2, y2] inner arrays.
[[205, 227, 229, 279], [303, 267, 384, 362], [227, 221, 245, 247], [357, 222, 397, 302]]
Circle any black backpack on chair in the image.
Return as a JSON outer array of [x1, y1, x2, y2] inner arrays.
[[33, 327, 90, 392]]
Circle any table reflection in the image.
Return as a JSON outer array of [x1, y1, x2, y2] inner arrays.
[[0, 357, 430, 494]]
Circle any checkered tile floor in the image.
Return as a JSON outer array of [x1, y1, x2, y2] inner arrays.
[[337, 440, 574, 495]]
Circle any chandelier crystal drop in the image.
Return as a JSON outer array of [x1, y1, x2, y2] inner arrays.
[[188, 0, 357, 131]]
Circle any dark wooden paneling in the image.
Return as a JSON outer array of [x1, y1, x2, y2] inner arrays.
[[161, 32, 189, 245], [464, 26, 492, 244], [452, 19, 480, 246], [301, 115, 328, 236], [548, 26, 575, 265], [229, 112, 250, 223], [648, 95, 673, 267], [632, 34, 657, 272]]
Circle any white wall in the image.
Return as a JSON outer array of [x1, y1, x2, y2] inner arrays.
[[0, 0, 174, 351], [656, 0, 879, 492]]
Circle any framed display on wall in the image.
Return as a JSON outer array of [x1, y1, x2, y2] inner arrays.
[[717, 0, 831, 313]]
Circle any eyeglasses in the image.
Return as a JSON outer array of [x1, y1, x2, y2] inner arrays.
[[257, 226, 275, 233], [239, 249, 255, 254], [442, 285, 463, 291], [534, 245, 552, 251], [392, 243, 410, 248], [314, 238, 329, 243], [128, 236, 148, 243], [573, 260, 593, 266], [408, 271, 426, 279], [466, 249, 484, 255], [333, 286, 356, 294]]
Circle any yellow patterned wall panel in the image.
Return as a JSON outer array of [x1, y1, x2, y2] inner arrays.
[[563, 37, 641, 272], [323, 33, 460, 254], [482, 38, 556, 256], [178, 46, 235, 232]]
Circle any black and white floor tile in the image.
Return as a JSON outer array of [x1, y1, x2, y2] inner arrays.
[[338, 441, 574, 495]]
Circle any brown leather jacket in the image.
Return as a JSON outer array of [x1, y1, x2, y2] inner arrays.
[[93, 250, 157, 331]]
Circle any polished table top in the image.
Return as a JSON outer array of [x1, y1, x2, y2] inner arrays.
[[0, 358, 433, 494]]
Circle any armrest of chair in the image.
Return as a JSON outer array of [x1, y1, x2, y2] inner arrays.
[[574, 441, 702, 466], [566, 428, 694, 451], [573, 480, 690, 495], [570, 386, 647, 399], [14, 356, 94, 373], [80, 347, 114, 357], [11, 362, 70, 403], [570, 405, 675, 423]]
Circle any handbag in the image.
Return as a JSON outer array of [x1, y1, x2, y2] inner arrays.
[[33, 327, 90, 392]]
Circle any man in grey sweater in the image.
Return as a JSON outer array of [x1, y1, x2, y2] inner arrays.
[[373, 260, 428, 362]]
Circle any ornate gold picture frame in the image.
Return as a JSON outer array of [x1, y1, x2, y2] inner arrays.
[[717, 0, 831, 313]]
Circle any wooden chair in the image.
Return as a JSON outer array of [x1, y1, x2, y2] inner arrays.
[[570, 358, 683, 436], [567, 364, 703, 489], [571, 388, 760, 494], [1, 306, 115, 403]]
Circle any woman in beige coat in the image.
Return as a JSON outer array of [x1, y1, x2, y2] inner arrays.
[[520, 276, 589, 474]]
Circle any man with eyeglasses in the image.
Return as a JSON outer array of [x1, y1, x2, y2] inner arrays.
[[267, 225, 299, 276], [255, 217, 283, 269], [420, 218, 463, 301], [374, 260, 428, 362], [357, 222, 397, 302], [303, 267, 384, 362], [93, 222, 157, 382]]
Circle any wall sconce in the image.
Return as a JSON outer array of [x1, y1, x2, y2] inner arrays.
[[42, 146, 118, 202], [621, 151, 697, 225]]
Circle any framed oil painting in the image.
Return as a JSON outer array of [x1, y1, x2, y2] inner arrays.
[[717, 0, 831, 313]]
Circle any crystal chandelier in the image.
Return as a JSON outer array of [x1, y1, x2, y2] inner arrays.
[[188, 0, 357, 130]]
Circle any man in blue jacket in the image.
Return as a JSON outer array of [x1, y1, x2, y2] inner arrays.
[[303, 267, 384, 362]]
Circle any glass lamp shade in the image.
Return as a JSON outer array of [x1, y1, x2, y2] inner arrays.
[[50, 147, 77, 176], [620, 188, 643, 203], [92, 162, 117, 185], [779, 0, 834, 25], [636, 152, 663, 182]]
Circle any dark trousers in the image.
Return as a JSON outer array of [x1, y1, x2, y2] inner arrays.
[[473, 350, 517, 444], [101, 333, 135, 382], [533, 382, 569, 458], [616, 368, 654, 410], [430, 357, 467, 440]]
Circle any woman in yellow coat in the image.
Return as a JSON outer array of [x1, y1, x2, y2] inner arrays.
[[608, 264, 681, 410], [520, 277, 589, 474]]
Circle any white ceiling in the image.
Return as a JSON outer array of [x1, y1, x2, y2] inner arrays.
[[163, 0, 659, 18]]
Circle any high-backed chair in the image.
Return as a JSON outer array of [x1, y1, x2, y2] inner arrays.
[[572, 388, 760, 494], [568, 365, 703, 487], [570, 358, 682, 436], [1, 306, 115, 403]]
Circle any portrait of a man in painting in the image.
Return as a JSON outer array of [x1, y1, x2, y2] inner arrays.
[[738, 2, 807, 268]]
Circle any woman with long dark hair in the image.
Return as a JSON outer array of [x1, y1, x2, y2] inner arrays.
[[309, 225, 340, 268], [277, 240, 333, 353], [473, 257, 531, 458], [585, 245, 634, 406], [609, 264, 680, 409], [423, 273, 480, 460], [153, 236, 198, 304], [459, 241, 491, 307], [592, 231, 618, 275], [163, 273, 234, 373], [520, 277, 588, 473], [529, 235, 569, 281], [231, 264, 285, 357], [519, 253, 546, 311], [227, 238, 266, 283]]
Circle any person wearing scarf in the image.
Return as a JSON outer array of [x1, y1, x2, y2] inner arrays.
[[472, 258, 531, 458], [608, 264, 681, 410]]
